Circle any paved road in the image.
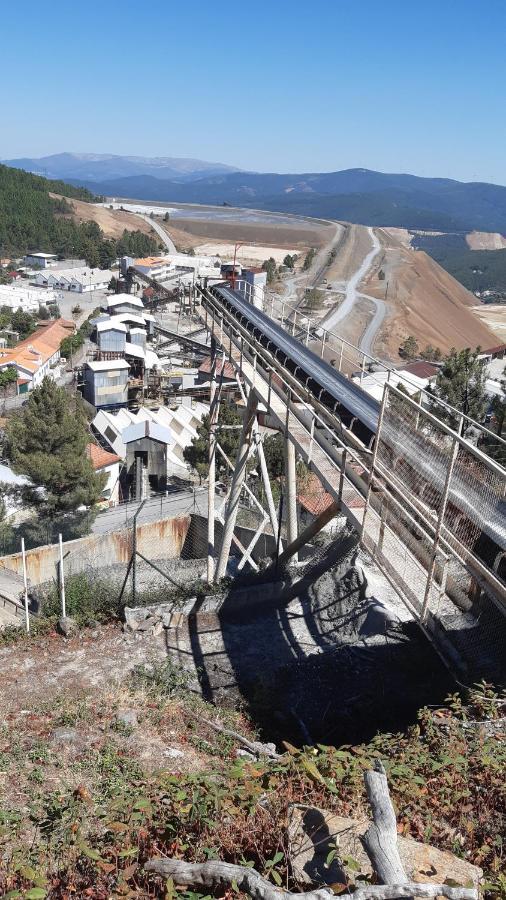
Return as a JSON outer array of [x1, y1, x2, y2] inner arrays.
[[319, 227, 381, 336], [92, 488, 208, 534], [138, 214, 177, 253]]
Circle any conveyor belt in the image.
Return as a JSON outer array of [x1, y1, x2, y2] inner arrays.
[[210, 284, 380, 435]]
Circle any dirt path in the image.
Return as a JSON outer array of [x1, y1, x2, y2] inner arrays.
[[0, 624, 168, 716]]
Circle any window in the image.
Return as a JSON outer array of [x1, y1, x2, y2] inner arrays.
[[104, 426, 117, 444]]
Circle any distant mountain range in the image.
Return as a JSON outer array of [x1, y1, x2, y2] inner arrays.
[[4, 153, 506, 233], [2, 152, 242, 183]]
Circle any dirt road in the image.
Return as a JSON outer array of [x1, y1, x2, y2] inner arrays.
[[319, 227, 382, 343]]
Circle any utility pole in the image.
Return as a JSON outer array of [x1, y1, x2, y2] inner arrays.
[[207, 336, 218, 583]]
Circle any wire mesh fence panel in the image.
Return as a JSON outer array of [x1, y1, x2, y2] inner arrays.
[[370, 383, 506, 629]]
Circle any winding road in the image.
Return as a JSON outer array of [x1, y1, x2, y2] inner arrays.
[[138, 214, 177, 254], [319, 226, 381, 333]]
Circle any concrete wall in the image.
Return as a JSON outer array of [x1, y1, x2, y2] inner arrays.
[[0, 515, 191, 587]]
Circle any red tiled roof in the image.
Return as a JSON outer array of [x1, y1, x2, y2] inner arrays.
[[199, 357, 236, 379], [400, 361, 439, 379], [0, 319, 76, 374], [481, 344, 506, 356], [86, 443, 121, 470], [297, 473, 334, 517]]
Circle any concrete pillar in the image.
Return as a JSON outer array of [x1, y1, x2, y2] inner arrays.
[[214, 390, 259, 582], [284, 434, 298, 561]]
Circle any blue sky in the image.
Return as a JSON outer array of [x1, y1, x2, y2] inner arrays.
[[1, 0, 505, 183]]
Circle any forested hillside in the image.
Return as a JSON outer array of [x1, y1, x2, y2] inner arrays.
[[412, 232, 506, 294], [0, 164, 159, 266]]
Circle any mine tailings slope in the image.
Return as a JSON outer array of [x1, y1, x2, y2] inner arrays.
[[365, 228, 498, 357]]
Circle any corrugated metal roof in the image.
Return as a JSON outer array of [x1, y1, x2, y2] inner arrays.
[[87, 359, 130, 372]]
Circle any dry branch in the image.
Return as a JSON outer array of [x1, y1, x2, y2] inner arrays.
[[146, 758, 478, 900], [185, 709, 281, 759], [362, 759, 407, 884], [144, 858, 478, 900]]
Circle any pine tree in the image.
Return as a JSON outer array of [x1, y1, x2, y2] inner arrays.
[[5, 378, 106, 516], [183, 404, 243, 482], [429, 347, 488, 433]]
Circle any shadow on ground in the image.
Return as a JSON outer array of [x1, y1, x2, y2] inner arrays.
[[165, 536, 455, 747]]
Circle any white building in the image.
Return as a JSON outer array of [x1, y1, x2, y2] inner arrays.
[[34, 267, 112, 293], [86, 443, 121, 505], [0, 283, 59, 314], [105, 294, 145, 314], [236, 268, 268, 310]]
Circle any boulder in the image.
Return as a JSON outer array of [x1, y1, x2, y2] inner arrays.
[[288, 805, 482, 889], [57, 616, 79, 638], [115, 708, 138, 729]]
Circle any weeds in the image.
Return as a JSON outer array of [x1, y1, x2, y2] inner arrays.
[[0, 680, 504, 898]]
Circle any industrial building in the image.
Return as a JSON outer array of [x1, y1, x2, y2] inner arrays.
[[23, 252, 57, 269], [34, 266, 112, 293], [95, 319, 128, 353], [92, 402, 208, 495], [236, 268, 267, 310], [104, 294, 145, 315], [82, 359, 130, 408]]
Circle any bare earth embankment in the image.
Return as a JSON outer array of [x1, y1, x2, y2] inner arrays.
[[364, 229, 497, 357], [50, 194, 158, 240]]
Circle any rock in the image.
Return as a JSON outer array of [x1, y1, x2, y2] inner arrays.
[[136, 616, 159, 632], [57, 616, 79, 638], [152, 621, 164, 637], [51, 727, 80, 746], [163, 747, 184, 758], [288, 805, 482, 889], [115, 708, 138, 729]]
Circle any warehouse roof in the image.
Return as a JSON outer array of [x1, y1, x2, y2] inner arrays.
[[86, 359, 130, 372], [107, 294, 144, 309]]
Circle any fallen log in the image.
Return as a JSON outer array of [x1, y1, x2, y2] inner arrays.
[[144, 858, 478, 900], [145, 758, 479, 900]]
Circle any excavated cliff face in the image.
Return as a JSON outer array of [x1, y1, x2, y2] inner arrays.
[[126, 536, 453, 746]]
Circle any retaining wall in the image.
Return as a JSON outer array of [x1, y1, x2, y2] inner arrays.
[[0, 515, 191, 587]]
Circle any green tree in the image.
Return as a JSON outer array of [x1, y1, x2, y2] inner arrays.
[[11, 309, 37, 338], [302, 248, 316, 271], [429, 347, 488, 433], [37, 305, 50, 320], [399, 335, 419, 359], [0, 366, 18, 397], [421, 344, 442, 361], [283, 254, 295, 270], [48, 303, 61, 318], [262, 257, 277, 283], [4, 378, 106, 517], [183, 404, 243, 482], [262, 433, 284, 479]]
